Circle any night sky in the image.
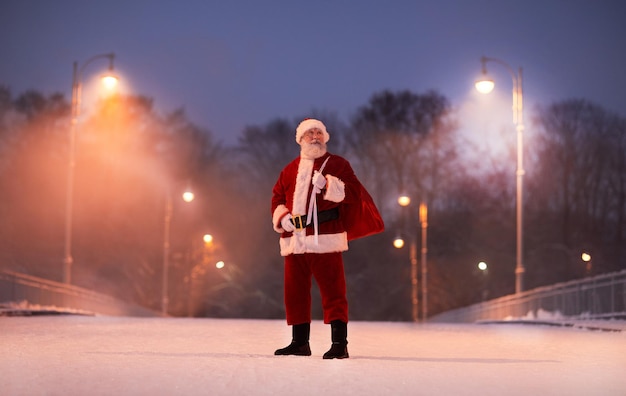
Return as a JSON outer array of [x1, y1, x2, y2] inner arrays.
[[1, 0, 625, 145]]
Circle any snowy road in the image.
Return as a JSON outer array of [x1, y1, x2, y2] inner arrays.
[[1, 316, 625, 395]]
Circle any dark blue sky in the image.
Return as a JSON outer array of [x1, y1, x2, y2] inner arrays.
[[1, 0, 625, 145]]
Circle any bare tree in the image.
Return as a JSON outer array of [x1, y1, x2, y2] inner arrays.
[[345, 90, 458, 217], [528, 99, 626, 282]]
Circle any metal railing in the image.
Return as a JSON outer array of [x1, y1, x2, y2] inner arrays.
[[0, 269, 159, 317], [429, 269, 626, 323], [4, 267, 625, 321]]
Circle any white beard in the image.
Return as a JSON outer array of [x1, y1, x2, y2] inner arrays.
[[300, 141, 327, 159]]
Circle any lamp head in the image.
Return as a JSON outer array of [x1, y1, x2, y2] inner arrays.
[[100, 54, 118, 90], [475, 77, 494, 94], [101, 74, 118, 90], [476, 56, 495, 94], [182, 191, 195, 202], [397, 195, 411, 207]]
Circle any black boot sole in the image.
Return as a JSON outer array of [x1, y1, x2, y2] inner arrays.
[[323, 344, 349, 359], [274, 342, 312, 356]]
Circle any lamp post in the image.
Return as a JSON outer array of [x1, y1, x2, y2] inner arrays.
[[477, 261, 489, 301], [419, 202, 428, 320], [162, 185, 195, 316], [394, 195, 426, 322], [187, 233, 228, 317], [63, 53, 117, 284], [581, 252, 592, 275], [475, 56, 526, 294]]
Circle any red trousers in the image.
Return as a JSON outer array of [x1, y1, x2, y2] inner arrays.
[[283, 252, 349, 325]]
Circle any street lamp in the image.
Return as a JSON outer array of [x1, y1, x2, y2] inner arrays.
[[477, 261, 489, 300], [475, 56, 526, 294], [162, 186, 195, 316], [581, 252, 592, 275], [393, 236, 405, 249], [182, 190, 195, 203], [396, 196, 427, 322], [187, 233, 224, 316], [419, 202, 428, 320], [398, 195, 411, 207], [63, 53, 117, 284]]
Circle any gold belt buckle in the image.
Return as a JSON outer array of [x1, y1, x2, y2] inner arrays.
[[292, 214, 305, 230]]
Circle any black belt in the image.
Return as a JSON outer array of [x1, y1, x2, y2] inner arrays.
[[291, 207, 339, 230]]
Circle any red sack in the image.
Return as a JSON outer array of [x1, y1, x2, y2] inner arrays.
[[342, 182, 384, 241]]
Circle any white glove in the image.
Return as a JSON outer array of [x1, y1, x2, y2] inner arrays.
[[280, 214, 296, 232], [312, 171, 327, 190]]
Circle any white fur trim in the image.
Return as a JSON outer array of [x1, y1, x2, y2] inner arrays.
[[273, 204, 289, 233], [279, 232, 348, 256], [293, 158, 313, 215], [295, 118, 330, 143], [323, 175, 345, 203]]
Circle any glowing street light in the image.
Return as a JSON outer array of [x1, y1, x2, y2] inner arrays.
[[474, 78, 495, 94], [101, 74, 119, 90], [393, 237, 405, 249], [182, 190, 195, 203], [478, 261, 488, 271], [476, 56, 526, 294], [63, 53, 117, 284], [398, 195, 411, 207]]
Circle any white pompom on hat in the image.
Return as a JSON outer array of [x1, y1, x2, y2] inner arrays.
[[295, 118, 330, 144]]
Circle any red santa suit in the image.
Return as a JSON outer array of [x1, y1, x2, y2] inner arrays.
[[272, 150, 383, 325]]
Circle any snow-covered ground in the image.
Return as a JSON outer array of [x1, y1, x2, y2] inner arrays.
[[1, 316, 625, 395]]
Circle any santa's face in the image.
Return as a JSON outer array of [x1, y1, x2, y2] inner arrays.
[[301, 128, 325, 143], [299, 128, 327, 159]]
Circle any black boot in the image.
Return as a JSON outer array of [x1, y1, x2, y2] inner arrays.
[[323, 320, 349, 359], [274, 323, 311, 356]]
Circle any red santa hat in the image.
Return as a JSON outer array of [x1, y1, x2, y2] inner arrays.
[[295, 118, 330, 144]]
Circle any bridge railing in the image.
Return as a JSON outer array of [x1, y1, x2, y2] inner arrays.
[[0, 269, 159, 317], [4, 267, 625, 321], [429, 269, 626, 323]]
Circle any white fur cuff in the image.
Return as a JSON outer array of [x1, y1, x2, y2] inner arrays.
[[323, 175, 345, 202], [273, 204, 289, 233]]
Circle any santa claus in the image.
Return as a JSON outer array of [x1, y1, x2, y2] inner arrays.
[[271, 118, 383, 359]]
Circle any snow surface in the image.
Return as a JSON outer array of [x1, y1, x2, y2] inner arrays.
[[1, 316, 625, 395]]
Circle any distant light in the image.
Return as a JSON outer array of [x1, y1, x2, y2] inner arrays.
[[475, 78, 495, 94], [203, 234, 213, 244], [419, 202, 428, 223], [393, 237, 405, 249], [215, 261, 225, 269], [478, 261, 488, 271], [581, 252, 591, 262], [398, 195, 411, 207], [182, 191, 195, 202], [101, 74, 118, 90]]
